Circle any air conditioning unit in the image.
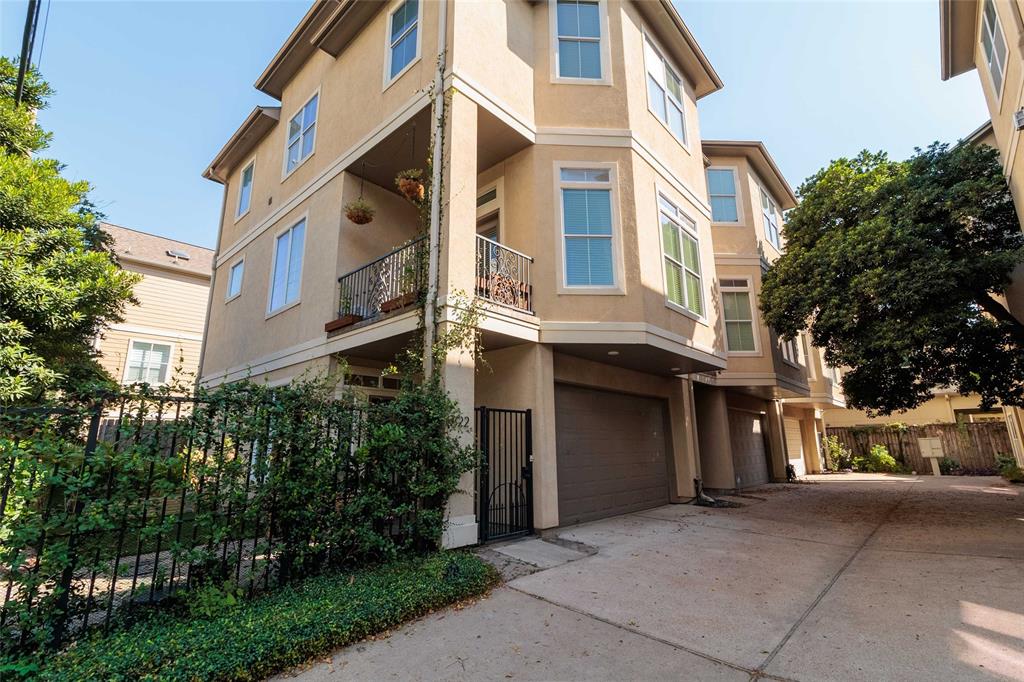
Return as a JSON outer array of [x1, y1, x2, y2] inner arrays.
[[1015, 108, 1024, 131]]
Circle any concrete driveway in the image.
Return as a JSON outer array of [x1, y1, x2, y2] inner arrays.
[[285, 474, 1024, 681]]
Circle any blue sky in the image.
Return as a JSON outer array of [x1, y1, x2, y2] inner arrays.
[[1, 0, 989, 249]]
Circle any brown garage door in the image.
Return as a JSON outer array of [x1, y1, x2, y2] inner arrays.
[[728, 409, 770, 488], [555, 384, 670, 525]]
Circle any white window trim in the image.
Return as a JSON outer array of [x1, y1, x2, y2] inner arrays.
[[281, 88, 320, 181], [642, 29, 689, 151], [383, 0, 423, 91], [476, 178, 504, 220], [656, 187, 706, 322], [234, 157, 256, 222], [720, 277, 760, 356], [979, 0, 1008, 107], [554, 161, 625, 295], [225, 257, 245, 303], [548, 0, 613, 86], [122, 338, 175, 386], [779, 336, 801, 369], [707, 165, 743, 225], [266, 213, 309, 318], [758, 183, 782, 252]]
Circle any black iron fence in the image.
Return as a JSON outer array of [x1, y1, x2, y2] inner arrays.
[[336, 236, 427, 323], [475, 235, 533, 313], [476, 407, 533, 543], [0, 389, 444, 653]]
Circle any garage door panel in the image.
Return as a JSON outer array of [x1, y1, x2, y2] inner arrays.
[[784, 418, 807, 477], [556, 384, 670, 525], [728, 409, 769, 488]]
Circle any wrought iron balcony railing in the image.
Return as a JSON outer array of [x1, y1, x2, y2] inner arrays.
[[333, 236, 427, 328], [475, 234, 533, 313]]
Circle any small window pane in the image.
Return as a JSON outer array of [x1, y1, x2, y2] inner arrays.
[[237, 164, 253, 216], [577, 1, 600, 38], [301, 125, 316, 157], [286, 221, 305, 302], [558, 39, 582, 78], [271, 231, 290, 311], [726, 321, 756, 352], [586, 237, 613, 285], [303, 96, 318, 128], [711, 197, 738, 223], [648, 76, 667, 120], [557, 0, 578, 36], [707, 169, 736, 196], [661, 218, 681, 261], [578, 40, 601, 78], [682, 233, 700, 270], [667, 104, 685, 141], [685, 272, 702, 315], [666, 71, 682, 102], [228, 261, 244, 298], [563, 189, 611, 235], [665, 261, 683, 305], [391, 28, 418, 77], [288, 115, 301, 143]]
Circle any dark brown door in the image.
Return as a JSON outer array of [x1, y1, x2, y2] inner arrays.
[[555, 384, 670, 525]]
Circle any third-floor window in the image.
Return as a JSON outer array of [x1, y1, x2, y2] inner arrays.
[[761, 188, 781, 250], [707, 168, 739, 223], [644, 36, 686, 144], [236, 161, 254, 218], [981, 0, 1007, 96], [555, 0, 604, 80], [387, 0, 420, 83], [285, 93, 318, 175]]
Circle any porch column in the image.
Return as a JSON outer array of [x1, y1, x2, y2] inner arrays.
[[766, 399, 789, 482], [438, 91, 479, 548], [801, 410, 823, 473], [693, 385, 735, 491], [668, 378, 700, 500]]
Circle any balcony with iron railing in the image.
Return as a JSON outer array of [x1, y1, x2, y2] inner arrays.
[[326, 234, 533, 334]]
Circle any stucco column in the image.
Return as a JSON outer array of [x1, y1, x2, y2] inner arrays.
[[694, 386, 735, 491], [800, 410, 823, 473], [766, 399, 789, 482], [668, 378, 699, 500], [531, 345, 558, 528], [438, 91, 479, 549]]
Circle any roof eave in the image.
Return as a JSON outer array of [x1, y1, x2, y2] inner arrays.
[[702, 139, 798, 209], [657, 0, 724, 99], [203, 106, 281, 184], [939, 0, 979, 81], [254, 0, 342, 100]]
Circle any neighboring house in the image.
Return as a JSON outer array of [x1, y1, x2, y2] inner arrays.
[[98, 223, 213, 389], [939, 0, 1024, 463], [199, 0, 835, 547], [694, 141, 845, 490], [824, 390, 1005, 428]]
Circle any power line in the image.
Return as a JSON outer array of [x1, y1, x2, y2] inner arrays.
[[35, 0, 52, 72], [14, 0, 42, 107]]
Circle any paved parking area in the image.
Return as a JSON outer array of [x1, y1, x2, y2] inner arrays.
[[285, 474, 1024, 681]]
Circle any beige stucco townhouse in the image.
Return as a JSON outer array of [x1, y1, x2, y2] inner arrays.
[[940, 0, 1024, 463], [98, 223, 212, 389], [198, 0, 832, 547]]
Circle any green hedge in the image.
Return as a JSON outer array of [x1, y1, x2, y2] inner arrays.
[[4, 552, 498, 681]]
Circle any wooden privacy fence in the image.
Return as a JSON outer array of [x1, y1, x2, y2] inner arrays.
[[826, 422, 1013, 472]]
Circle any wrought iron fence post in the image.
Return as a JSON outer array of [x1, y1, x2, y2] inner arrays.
[[477, 407, 489, 544], [50, 400, 103, 649], [524, 409, 534, 534]]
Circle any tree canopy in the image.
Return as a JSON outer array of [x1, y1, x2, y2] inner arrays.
[[760, 142, 1024, 414], [0, 58, 138, 404]]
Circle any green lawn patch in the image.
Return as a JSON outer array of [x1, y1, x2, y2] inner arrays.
[[6, 552, 498, 681]]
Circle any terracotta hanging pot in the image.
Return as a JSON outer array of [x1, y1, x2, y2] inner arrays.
[[396, 169, 425, 203]]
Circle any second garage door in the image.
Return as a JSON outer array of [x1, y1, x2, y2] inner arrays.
[[555, 384, 670, 525], [784, 417, 807, 477], [728, 409, 770, 488]]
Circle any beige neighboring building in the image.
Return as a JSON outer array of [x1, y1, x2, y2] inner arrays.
[[824, 390, 1004, 428], [940, 0, 1024, 462], [99, 223, 213, 388], [199, 0, 835, 546], [693, 141, 844, 490]]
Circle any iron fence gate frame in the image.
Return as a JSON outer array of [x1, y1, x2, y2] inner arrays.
[[475, 407, 533, 543]]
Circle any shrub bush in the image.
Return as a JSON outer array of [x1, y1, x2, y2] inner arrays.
[[853, 444, 899, 473], [937, 456, 960, 475], [821, 435, 853, 471], [2, 553, 498, 681], [996, 453, 1024, 483]]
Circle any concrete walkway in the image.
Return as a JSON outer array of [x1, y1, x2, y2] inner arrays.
[[281, 474, 1024, 681]]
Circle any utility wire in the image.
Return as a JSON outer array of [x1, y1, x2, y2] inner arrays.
[[14, 0, 41, 107], [35, 0, 52, 72]]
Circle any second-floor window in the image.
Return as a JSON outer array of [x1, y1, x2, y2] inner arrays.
[[761, 188, 781, 249], [780, 334, 804, 366], [555, 0, 603, 80], [285, 94, 318, 175], [721, 278, 756, 352], [125, 340, 171, 384], [981, 0, 1007, 95], [236, 161, 254, 217], [387, 0, 420, 82], [560, 168, 615, 287], [707, 168, 739, 223], [269, 219, 306, 313], [644, 37, 686, 144], [227, 260, 244, 301], [659, 194, 703, 316]]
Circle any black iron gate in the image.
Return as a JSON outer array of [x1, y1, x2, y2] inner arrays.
[[475, 407, 533, 543]]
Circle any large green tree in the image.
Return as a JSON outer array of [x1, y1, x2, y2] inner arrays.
[[760, 142, 1024, 415], [0, 58, 138, 404]]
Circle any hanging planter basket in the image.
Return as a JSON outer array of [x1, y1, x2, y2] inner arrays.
[[396, 169, 425, 203], [344, 198, 375, 225]]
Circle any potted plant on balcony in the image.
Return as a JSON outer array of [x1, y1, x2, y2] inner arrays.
[[325, 290, 364, 332], [344, 197, 375, 225], [395, 168, 425, 203], [380, 260, 421, 313]]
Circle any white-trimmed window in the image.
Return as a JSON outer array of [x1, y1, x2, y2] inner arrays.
[[226, 259, 244, 301], [707, 168, 739, 223], [780, 337, 798, 365], [721, 278, 756, 352], [236, 161, 254, 217], [387, 0, 420, 82], [555, 0, 604, 80], [285, 94, 318, 174], [560, 168, 615, 287], [981, 0, 1007, 95], [644, 36, 686, 143], [761, 188, 781, 249], [269, 219, 306, 313], [124, 340, 172, 384], [659, 194, 703, 316]]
